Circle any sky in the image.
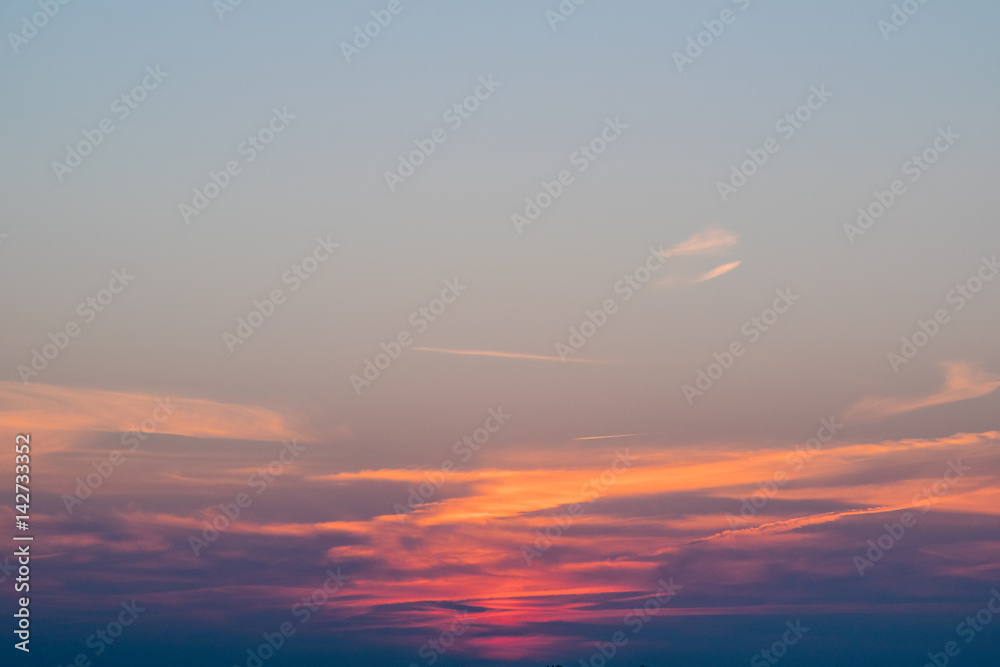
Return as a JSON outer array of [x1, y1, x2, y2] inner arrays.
[[1, 0, 999, 665]]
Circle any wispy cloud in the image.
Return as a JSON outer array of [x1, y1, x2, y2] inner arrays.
[[661, 228, 739, 258], [656, 229, 741, 288], [0, 381, 306, 444], [412, 347, 609, 364], [847, 361, 1000, 421], [573, 432, 666, 440], [657, 261, 742, 289], [695, 261, 742, 283], [695, 505, 901, 543]]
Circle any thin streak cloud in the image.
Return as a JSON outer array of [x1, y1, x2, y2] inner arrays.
[[661, 228, 739, 258], [695, 505, 902, 543], [695, 261, 742, 283], [573, 432, 666, 440], [412, 347, 610, 364], [656, 261, 742, 289]]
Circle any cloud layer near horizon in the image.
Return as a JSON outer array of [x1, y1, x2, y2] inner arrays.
[[5, 383, 998, 664]]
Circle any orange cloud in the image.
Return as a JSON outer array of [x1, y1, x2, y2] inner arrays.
[[0, 381, 306, 446], [847, 361, 1000, 421], [697, 505, 901, 543], [694, 261, 742, 283], [655, 237, 741, 289], [23, 424, 999, 653], [661, 228, 738, 258]]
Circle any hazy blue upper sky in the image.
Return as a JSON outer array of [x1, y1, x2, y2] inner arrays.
[[3, 1, 1000, 466]]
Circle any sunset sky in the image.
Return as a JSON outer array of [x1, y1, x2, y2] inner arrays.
[[2, 1, 999, 665]]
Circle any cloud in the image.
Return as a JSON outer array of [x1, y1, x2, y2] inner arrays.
[[694, 261, 742, 283], [846, 361, 1000, 421], [656, 229, 741, 288], [657, 261, 742, 289], [0, 381, 306, 445], [661, 228, 738, 258], [696, 505, 901, 543], [411, 348, 609, 364], [573, 432, 666, 441], [23, 423, 1000, 662]]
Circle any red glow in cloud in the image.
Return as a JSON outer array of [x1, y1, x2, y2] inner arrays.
[[22, 417, 1000, 662]]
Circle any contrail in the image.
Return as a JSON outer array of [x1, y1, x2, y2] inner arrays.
[[695, 261, 741, 283], [412, 347, 609, 364], [573, 432, 667, 441]]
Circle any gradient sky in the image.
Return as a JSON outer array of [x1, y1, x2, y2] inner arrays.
[[2, 1, 999, 665]]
